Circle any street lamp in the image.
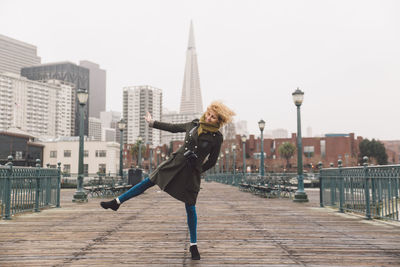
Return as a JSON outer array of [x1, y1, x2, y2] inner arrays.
[[118, 118, 126, 179], [241, 135, 247, 175], [137, 136, 143, 168], [225, 148, 230, 173], [73, 88, 88, 202], [156, 149, 160, 166], [148, 143, 153, 174], [220, 154, 224, 172], [292, 87, 308, 202], [258, 119, 265, 176], [232, 144, 237, 175]]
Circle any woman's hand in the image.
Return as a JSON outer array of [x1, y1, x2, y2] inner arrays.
[[144, 111, 153, 123]]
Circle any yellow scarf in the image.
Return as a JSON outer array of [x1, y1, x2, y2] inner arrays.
[[198, 114, 220, 136]]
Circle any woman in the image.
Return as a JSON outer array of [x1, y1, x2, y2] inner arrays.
[[100, 101, 235, 260]]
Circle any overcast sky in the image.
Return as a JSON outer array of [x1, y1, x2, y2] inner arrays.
[[1, 0, 399, 140]]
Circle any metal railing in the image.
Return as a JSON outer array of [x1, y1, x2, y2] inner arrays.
[[0, 157, 61, 220], [320, 159, 400, 221]]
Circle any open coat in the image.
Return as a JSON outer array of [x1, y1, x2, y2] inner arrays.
[[149, 119, 223, 205]]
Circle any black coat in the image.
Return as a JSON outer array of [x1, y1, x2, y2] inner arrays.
[[149, 119, 223, 205]]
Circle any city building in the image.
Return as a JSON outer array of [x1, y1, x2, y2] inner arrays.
[[80, 60, 106, 118], [102, 127, 116, 142], [21, 62, 90, 136], [123, 85, 162, 146], [100, 110, 121, 143], [40, 137, 120, 175], [235, 120, 249, 137], [0, 72, 73, 138], [219, 132, 363, 173], [179, 21, 203, 115], [0, 128, 44, 166], [161, 22, 203, 144], [0, 34, 41, 74], [89, 117, 102, 141]]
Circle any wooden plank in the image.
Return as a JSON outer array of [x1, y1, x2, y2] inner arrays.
[[0, 183, 399, 266]]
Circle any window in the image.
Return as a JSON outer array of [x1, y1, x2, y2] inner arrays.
[[84, 150, 89, 157], [320, 140, 326, 158], [84, 164, 89, 176], [50, 151, 57, 158], [98, 164, 106, 174], [64, 150, 71, 157], [304, 146, 314, 158], [15, 151, 23, 160], [63, 164, 70, 174], [95, 150, 107, 157]]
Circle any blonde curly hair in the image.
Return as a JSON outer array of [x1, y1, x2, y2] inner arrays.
[[206, 101, 236, 126]]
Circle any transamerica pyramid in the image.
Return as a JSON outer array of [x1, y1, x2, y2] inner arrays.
[[179, 21, 203, 114]]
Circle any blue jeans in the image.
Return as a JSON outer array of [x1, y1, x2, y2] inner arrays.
[[117, 178, 197, 243]]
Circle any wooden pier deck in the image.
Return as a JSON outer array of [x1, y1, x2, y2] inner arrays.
[[1, 181, 399, 266]]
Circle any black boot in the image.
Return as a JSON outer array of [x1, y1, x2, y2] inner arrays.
[[100, 199, 120, 211], [190, 245, 200, 260]]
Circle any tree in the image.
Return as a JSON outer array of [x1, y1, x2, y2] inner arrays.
[[278, 142, 296, 170], [130, 140, 146, 167], [359, 139, 388, 165]]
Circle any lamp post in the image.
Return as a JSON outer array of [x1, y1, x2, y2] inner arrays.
[[241, 135, 247, 175], [232, 144, 236, 175], [148, 143, 153, 174], [118, 119, 126, 179], [137, 136, 143, 168], [156, 149, 160, 166], [73, 88, 88, 202], [220, 154, 224, 172], [225, 148, 230, 173], [258, 119, 265, 176], [292, 87, 308, 202]]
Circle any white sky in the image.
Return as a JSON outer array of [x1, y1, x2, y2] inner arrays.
[[1, 0, 399, 140]]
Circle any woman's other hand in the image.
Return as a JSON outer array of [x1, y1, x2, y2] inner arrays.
[[144, 111, 153, 123]]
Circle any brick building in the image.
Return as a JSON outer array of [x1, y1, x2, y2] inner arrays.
[[220, 133, 362, 173]]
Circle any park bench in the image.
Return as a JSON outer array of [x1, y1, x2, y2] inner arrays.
[[84, 176, 132, 198]]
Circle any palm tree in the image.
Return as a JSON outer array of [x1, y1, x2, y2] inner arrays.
[[278, 142, 296, 170]]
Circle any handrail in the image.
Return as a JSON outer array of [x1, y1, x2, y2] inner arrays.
[[0, 158, 61, 220], [320, 162, 400, 221]]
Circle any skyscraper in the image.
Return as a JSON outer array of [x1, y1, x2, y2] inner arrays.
[[161, 22, 203, 145], [179, 22, 203, 114], [123, 86, 162, 146], [0, 72, 73, 138], [80, 60, 106, 118], [21, 62, 90, 136], [0, 34, 41, 74]]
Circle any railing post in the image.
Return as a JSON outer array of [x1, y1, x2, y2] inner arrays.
[[338, 159, 344, 213], [46, 162, 51, 206], [363, 156, 371, 220], [318, 161, 323, 207], [56, 162, 61, 208], [330, 162, 335, 206], [35, 159, 41, 213], [4, 156, 13, 220]]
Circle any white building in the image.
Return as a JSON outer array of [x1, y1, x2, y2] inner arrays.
[[89, 117, 102, 141], [40, 137, 120, 175], [0, 72, 73, 138], [180, 22, 203, 114], [0, 34, 41, 74], [123, 85, 162, 146], [103, 127, 116, 142], [100, 110, 121, 142]]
